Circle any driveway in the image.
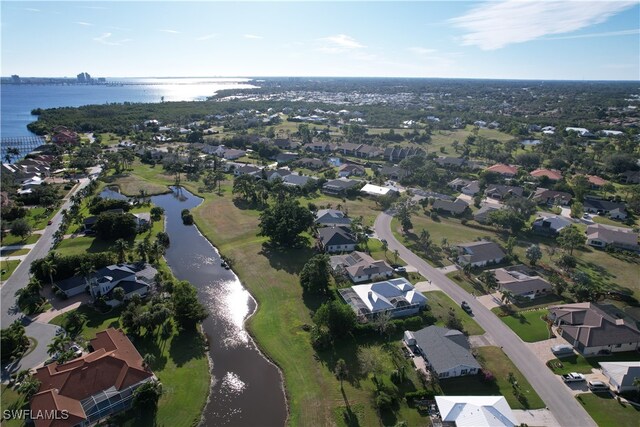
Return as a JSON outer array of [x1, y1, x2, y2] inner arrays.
[[374, 211, 596, 427], [1, 171, 101, 376], [513, 409, 561, 427], [525, 336, 570, 365], [477, 292, 502, 310]]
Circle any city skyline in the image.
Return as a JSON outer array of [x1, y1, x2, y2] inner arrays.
[[2, 1, 639, 80]]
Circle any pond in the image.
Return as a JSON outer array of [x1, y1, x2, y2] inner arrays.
[[152, 187, 287, 426]]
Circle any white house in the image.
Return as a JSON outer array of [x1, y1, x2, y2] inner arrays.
[[339, 278, 427, 319], [360, 183, 398, 197], [435, 396, 518, 427], [599, 362, 640, 393]]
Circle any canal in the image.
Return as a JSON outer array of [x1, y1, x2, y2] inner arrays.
[[152, 187, 287, 426]]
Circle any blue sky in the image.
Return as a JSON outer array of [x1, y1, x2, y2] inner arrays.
[[2, 1, 639, 80]]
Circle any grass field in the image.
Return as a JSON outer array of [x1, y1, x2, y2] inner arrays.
[[576, 393, 640, 427], [425, 291, 485, 336], [0, 234, 41, 247], [0, 260, 21, 282], [447, 271, 489, 295], [0, 248, 29, 257], [546, 351, 640, 375], [49, 306, 210, 427], [492, 308, 551, 342], [1, 384, 27, 427], [440, 346, 545, 410]]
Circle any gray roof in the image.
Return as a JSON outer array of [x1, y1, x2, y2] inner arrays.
[[330, 251, 393, 278], [317, 226, 356, 247], [473, 205, 500, 221], [485, 184, 523, 198], [408, 326, 481, 374], [587, 224, 638, 246], [323, 178, 361, 191], [433, 198, 469, 214], [457, 241, 506, 264], [282, 174, 315, 187], [316, 209, 352, 226], [583, 197, 626, 213]]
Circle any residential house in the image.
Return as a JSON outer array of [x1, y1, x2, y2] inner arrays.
[[384, 146, 425, 162], [456, 241, 506, 267], [449, 178, 481, 196], [282, 174, 316, 188], [473, 205, 501, 224], [532, 215, 572, 236], [234, 164, 261, 177], [599, 362, 640, 393], [355, 144, 382, 159], [586, 223, 639, 251], [432, 198, 469, 216], [380, 165, 410, 181], [322, 178, 362, 195], [295, 157, 325, 169], [530, 168, 563, 181], [566, 127, 595, 137], [263, 168, 293, 182], [307, 142, 334, 153], [30, 328, 155, 427], [583, 175, 608, 189], [435, 396, 518, 427], [338, 163, 366, 177], [435, 156, 466, 169], [315, 209, 352, 227], [360, 184, 398, 198], [51, 126, 79, 145], [275, 152, 299, 164], [549, 303, 640, 355], [619, 170, 640, 184], [531, 188, 573, 206], [330, 251, 393, 283], [317, 226, 357, 253], [221, 148, 246, 160], [583, 197, 627, 219], [339, 277, 428, 319], [403, 326, 481, 379], [133, 213, 151, 231], [409, 188, 454, 202], [338, 142, 363, 156], [485, 163, 518, 177], [491, 265, 551, 300], [485, 184, 523, 200], [272, 138, 300, 150]]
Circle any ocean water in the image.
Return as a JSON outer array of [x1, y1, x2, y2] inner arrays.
[[0, 77, 256, 137]]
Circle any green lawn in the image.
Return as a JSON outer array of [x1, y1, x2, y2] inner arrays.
[[547, 351, 640, 375], [1, 384, 27, 427], [447, 271, 489, 295], [0, 234, 41, 247], [26, 207, 56, 230], [0, 248, 30, 257], [576, 393, 640, 427], [49, 306, 209, 427], [440, 346, 545, 410], [0, 260, 21, 281], [424, 291, 485, 336], [491, 308, 551, 342]]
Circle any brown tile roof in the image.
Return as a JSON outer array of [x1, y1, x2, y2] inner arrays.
[[29, 390, 86, 427], [486, 163, 518, 176], [31, 328, 152, 427], [585, 175, 608, 187], [530, 168, 562, 180]]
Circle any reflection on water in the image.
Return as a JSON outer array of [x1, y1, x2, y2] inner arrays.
[[152, 187, 287, 426]]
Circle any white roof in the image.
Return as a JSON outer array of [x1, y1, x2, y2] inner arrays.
[[351, 278, 427, 313], [599, 361, 640, 385], [436, 396, 518, 427], [360, 183, 394, 197]]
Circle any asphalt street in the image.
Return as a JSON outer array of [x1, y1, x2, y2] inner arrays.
[[374, 211, 596, 427]]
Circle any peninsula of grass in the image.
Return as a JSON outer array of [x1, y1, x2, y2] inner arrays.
[[440, 346, 545, 410], [425, 290, 485, 336], [491, 308, 551, 342], [576, 393, 640, 427], [546, 351, 640, 375]]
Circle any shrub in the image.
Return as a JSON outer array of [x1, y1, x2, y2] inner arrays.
[[404, 389, 435, 401]]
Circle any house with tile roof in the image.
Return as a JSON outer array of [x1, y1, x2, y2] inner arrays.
[[330, 251, 393, 283], [403, 326, 481, 379], [549, 303, 640, 355], [339, 277, 427, 319], [530, 168, 563, 181], [490, 265, 551, 300], [486, 163, 518, 177], [30, 328, 155, 427]]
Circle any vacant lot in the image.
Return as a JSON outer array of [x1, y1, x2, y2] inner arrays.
[[576, 393, 640, 427], [492, 308, 551, 342], [425, 290, 485, 336]]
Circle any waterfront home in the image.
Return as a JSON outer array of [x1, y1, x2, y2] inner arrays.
[[30, 328, 155, 427], [330, 251, 393, 283], [435, 396, 518, 427], [339, 277, 427, 319], [51, 126, 79, 145], [403, 326, 481, 379], [586, 223, 639, 251], [491, 265, 551, 300], [456, 241, 506, 267], [549, 303, 640, 355], [317, 226, 357, 253]]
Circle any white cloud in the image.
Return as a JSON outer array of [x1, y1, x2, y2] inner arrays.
[[450, 0, 637, 50], [196, 33, 217, 41], [243, 34, 263, 39], [160, 29, 180, 34], [318, 34, 365, 53], [407, 47, 437, 55], [93, 33, 131, 46], [545, 28, 640, 40], [75, 21, 93, 27], [24, 8, 40, 12]]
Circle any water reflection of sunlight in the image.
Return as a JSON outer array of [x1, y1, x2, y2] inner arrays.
[[205, 278, 251, 348], [220, 372, 246, 396]]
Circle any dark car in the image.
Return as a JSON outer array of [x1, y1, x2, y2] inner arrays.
[[47, 220, 53, 225], [461, 301, 472, 314]]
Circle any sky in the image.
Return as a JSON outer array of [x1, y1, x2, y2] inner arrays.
[[1, 1, 639, 80]]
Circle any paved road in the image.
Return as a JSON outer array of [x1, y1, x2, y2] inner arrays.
[[1, 171, 99, 375], [374, 211, 596, 427]]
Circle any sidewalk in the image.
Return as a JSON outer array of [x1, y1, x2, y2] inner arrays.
[[414, 280, 441, 292]]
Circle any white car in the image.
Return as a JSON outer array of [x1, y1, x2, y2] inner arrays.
[[562, 372, 586, 382]]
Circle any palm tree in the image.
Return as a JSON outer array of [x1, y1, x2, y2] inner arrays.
[[47, 334, 71, 357], [462, 262, 473, 278], [113, 238, 130, 264], [136, 238, 151, 262], [500, 290, 514, 307], [381, 240, 388, 258], [143, 353, 156, 369], [334, 359, 348, 389], [42, 259, 57, 287], [393, 249, 400, 265], [76, 261, 95, 294]]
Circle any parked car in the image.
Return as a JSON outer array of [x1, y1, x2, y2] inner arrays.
[[47, 220, 53, 225], [588, 380, 609, 392], [461, 301, 472, 314], [69, 344, 82, 357], [551, 344, 574, 356], [562, 372, 586, 382], [394, 266, 406, 273]]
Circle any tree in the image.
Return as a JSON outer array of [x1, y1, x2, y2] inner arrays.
[[65, 310, 87, 335], [394, 198, 417, 233], [525, 244, 542, 266], [357, 346, 385, 385], [143, 353, 156, 369], [47, 334, 71, 357], [133, 379, 163, 410], [258, 198, 314, 247], [42, 258, 57, 287], [572, 175, 590, 202], [172, 280, 208, 329], [113, 238, 130, 264], [418, 229, 432, 252], [300, 254, 331, 294], [112, 287, 126, 302], [334, 358, 348, 388], [10, 218, 32, 241], [156, 231, 171, 248], [381, 240, 388, 258], [1, 320, 29, 363], [570, 202, 584, 218], [500, 290, 514, 307], [488, 209, 525, 234], [150, 206, 164, 221], [313, 300, 357, 338], [480, 270, 498, 290], [93, 212, 137, 240], [17, 375, 41, 399], [232, 174, 257, 202], [557, 225, 584, 255], [393, 249, 400, 265]]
